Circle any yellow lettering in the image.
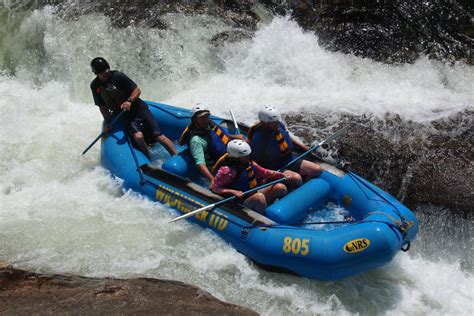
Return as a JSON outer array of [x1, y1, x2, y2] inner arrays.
[[156, 190, 166, 201], [343, 238, 371, 253], [195, 210, 207, 222], [291, 238, 301, 255], [283, 237, 292, 253], [200, 211, 209, 222], [283, 237, 311, 256], [168, 197, 179, 207], [209, 214, 215, 226], [301, 239, 310, 256], [217, 218, 228, 230]]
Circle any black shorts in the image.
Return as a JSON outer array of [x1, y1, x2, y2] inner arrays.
[[126, 108, 162, 145], [287, 158, 303, 173]]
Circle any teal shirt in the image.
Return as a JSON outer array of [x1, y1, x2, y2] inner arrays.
[[189, 135, 208, 165]]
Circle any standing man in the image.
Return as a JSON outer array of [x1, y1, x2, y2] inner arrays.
[[90, 57, 177, 158]]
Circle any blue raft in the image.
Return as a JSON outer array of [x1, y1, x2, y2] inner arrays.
[[100, 101, 419, 281]]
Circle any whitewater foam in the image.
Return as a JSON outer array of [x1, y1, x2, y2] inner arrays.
[[1, 7, 473, 315]]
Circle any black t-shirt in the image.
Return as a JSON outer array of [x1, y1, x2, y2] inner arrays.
[[90, 70, 147, 119]]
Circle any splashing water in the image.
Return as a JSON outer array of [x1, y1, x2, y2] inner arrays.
[[0, 7, 473, 315]]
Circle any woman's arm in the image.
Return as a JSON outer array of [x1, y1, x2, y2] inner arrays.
[[211, 166, 243, 198]]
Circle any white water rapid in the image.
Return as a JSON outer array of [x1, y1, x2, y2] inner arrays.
[[1, 7, 472, 315]]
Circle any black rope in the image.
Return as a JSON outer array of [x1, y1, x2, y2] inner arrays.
[[347, 172, 406, 222], [139, 171, 406, 241], [241, 219, 404, 240], [347, 172, 386, 204]]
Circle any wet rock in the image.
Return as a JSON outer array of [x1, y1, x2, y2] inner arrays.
[[54, 0, 262, 30], [210, 29, 254, 47], [261, 0, 473, 64], [0, 266, 258, 315], [285, 110, 473, 212]]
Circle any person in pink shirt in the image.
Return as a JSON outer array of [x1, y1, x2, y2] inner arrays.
[[211, 140, 302, 213]]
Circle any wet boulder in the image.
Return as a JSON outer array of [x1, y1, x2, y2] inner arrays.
[[0, 265, 257, 315]]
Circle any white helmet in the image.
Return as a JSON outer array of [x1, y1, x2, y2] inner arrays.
[[258, 105, 281, 122], [190, 103, 210, 118], [227, 140, 252, 158]]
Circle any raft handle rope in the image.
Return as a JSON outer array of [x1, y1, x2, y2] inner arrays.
[[401, 241, 411, 252], [137, 171, 408, 244], [129, 152, 410, 241], [347, 172, 411, 235], [241, 219, 405, 237], [137, 167, 409, 239], [367, 211, 411, 236], [241, 226, 251, 239]]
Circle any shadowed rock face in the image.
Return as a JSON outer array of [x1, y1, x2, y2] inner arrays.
[[55, 0, 262, 30], [0, 266, 258, 315], [285, 110, 473, 213], [262, 0, 473, 63]]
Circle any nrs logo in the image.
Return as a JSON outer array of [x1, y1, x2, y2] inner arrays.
[[343, 238, 371, 253]]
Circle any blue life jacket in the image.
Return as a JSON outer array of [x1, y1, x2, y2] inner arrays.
[[249, 122, 294, 170], [232, 163, 259, 192], [179, 122, 231, 164], [212, 154, 259, 192]]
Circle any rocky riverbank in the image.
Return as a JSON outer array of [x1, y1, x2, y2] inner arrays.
[[0, 264, 257, 315]]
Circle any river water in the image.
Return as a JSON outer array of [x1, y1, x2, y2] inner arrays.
[[0, 6, 473, 315]]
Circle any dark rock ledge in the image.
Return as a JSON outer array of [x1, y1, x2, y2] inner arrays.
[[0, 264, 258, 315]]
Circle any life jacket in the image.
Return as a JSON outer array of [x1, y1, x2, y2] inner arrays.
[[179, 121, 230, 163], [212, 153, 258, 192], [96, 81, 127, 113], [248, 122, 294, 170]]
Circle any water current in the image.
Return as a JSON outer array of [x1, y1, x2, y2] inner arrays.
[[0, 6, 472, 315]]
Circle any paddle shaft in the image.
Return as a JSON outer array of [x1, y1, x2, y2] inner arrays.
[[169, 177, 287, 223], [278, 126, 349, 171], [229, 110, 240, 135], [82, 111, 125, 155]]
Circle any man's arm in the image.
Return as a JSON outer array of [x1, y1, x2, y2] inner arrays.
[[113, 72, 141, 111], [121, 87, 141, 111], [290, 134, 310, 152], [197, 164, 214, 183]]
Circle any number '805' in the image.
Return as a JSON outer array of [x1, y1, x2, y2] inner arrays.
[[282, 237, 310, 256]]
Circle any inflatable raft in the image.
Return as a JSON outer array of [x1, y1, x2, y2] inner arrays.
[[100, 101, 419, 281]]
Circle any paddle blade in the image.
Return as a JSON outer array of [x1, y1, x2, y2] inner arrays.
[[168, 203, 216, 223], [318, 126, 349, 146]]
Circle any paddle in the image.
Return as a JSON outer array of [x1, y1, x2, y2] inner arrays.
[[82, 111, 125, 155], [278, 125, 349, 171], [229, 110, 240, 135], [169, 177, 287, 223]]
